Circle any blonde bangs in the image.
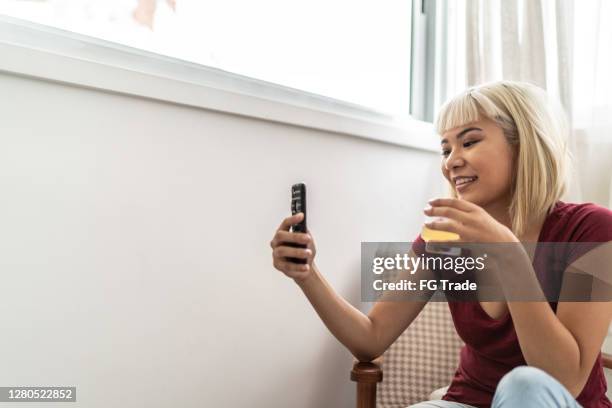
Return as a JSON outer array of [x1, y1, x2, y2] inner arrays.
[[434, 86, 514, 136]]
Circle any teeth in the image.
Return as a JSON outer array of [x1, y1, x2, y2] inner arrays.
[[456, 177, 477, 186]]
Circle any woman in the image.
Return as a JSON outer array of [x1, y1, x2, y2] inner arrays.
[[269, 81, 612, 407]]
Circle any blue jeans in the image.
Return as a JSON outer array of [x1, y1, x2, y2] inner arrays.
[[409, 366, 583, 408]]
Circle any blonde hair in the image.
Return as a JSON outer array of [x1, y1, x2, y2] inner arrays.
[[434, 80, 572, 238]]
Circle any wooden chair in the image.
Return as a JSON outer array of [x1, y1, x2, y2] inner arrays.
[[350, 301, 612, 408]]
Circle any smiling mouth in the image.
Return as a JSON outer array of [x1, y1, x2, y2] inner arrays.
[[455, 176, 478, 190]]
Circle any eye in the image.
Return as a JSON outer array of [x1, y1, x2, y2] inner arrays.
[[441, 140, 479, 157]]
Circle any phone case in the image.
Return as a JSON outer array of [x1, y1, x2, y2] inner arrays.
[[286, 183, 307, 264]]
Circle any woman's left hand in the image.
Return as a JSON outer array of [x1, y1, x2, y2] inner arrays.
[[424, 198, 519, 243]]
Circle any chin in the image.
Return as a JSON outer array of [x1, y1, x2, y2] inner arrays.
[[452, 186, 485, 206], [456, 191, 482, 205]]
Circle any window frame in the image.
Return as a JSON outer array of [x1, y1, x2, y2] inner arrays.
[[410, 0, 438, 123], [0, 14, 439, 152]]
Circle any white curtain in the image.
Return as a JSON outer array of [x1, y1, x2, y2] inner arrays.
[[435, 0, 612, 207]]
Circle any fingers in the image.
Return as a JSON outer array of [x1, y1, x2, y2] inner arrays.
[[425, 218, 461, 235], [273, 258, 311, 280], [270, 229, 311, 249], [274, 245, 312, 262], [271, 214, 315, 282], [424, 206, 471, 224], [277, 212, 304, 232], [428, 198, 477, 212]]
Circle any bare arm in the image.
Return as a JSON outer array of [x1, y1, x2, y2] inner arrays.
[[296, 255, 436, 360], [498, 242, 612, 397], [295, 262, 378, 361], [271, 215, 435, 361]]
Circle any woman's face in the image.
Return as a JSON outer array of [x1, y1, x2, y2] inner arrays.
[[439, 116, 516, 209]]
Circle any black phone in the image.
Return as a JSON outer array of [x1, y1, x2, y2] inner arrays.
[[286, 182, 307, 264]]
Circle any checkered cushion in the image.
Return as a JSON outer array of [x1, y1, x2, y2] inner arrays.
[[376, 301, 464, 407]]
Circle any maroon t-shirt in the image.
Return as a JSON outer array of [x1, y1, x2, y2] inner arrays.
[[413, 201, 612, 408]]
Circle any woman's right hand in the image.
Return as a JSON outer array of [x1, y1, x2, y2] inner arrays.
[[270, 212, 317, 283]]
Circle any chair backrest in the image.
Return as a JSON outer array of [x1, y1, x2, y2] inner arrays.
[[376, 301, 464, 407]]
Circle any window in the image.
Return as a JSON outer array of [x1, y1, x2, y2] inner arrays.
[[0, 0, 413, 118]]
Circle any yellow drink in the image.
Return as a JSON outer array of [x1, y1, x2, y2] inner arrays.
[[421, 225, 460, 242]]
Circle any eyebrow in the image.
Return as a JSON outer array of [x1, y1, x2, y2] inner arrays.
[[440, 127, 483, 145]]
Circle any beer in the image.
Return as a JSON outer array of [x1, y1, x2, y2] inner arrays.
[[421, 225, 460, 242], [421, 224, 461, 256]]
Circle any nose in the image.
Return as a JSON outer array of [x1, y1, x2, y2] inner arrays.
[[444, 148, 465, 171]]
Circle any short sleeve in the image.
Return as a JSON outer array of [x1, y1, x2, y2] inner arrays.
[[566, 204, 612, 266], [570, 204, 612, 241]]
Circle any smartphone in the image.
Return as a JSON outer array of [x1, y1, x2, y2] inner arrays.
[[286, 182, 307, 264]]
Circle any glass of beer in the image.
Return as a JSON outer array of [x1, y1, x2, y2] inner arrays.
[[421, 219, 461, 256]]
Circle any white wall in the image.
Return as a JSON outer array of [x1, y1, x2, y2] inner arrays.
[[0, 72, 444, 407]]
